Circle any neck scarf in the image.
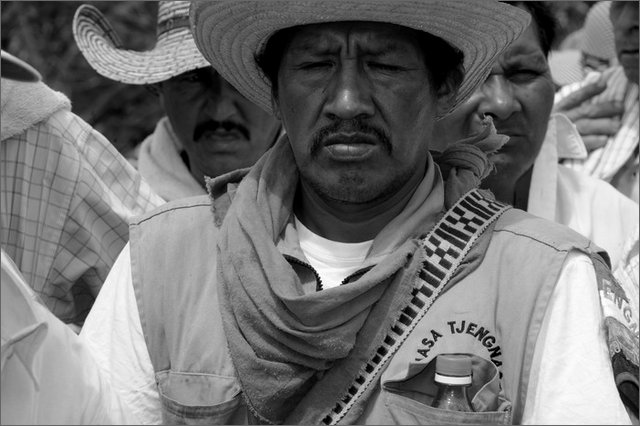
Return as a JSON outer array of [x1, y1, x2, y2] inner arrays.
[[213, 120, 506, 424]]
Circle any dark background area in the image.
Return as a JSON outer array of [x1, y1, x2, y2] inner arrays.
[[1, 1, 597, 158], [1, 1, 162, 157]]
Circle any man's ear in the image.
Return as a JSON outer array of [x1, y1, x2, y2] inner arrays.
[[435, 67, 463, 117]]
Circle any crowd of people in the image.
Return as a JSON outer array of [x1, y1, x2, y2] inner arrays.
[[1, 1, 638, 424]]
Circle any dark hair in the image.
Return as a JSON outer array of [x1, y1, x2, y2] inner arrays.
[[255, 23, 464, 99], [505, 2, 557, 56]]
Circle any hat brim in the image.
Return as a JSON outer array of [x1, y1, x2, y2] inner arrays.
[[190, 0, 530, 114], [73, 4, 210, 85], [1, 51, 41, 82]]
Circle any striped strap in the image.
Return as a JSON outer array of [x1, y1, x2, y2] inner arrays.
[[324, 189, 510, 425]]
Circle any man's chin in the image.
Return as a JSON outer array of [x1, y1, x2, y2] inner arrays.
[[303, 173, 375, 204]]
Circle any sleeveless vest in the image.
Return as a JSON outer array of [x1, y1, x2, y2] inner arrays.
[[130, 193, 605, 424]]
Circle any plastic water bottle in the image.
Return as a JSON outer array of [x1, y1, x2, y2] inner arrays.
[[430, 353, 475, 412]]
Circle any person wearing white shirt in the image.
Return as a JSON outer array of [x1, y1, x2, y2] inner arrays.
[[435, 2, 638, 269], [80, 1, 636, 424], [1, 249, 139, 425]]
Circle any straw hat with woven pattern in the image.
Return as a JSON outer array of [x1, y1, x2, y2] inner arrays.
[[73, 1, 209, 85], [189, 0, 531, 114]]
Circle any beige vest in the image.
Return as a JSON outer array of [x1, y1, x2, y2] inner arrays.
[[130, 194, 604, 424]]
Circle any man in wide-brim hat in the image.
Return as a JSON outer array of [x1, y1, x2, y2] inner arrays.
[[73, 1, 281, 201], [81, 1, 632, 424]]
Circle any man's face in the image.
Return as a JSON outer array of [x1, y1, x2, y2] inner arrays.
[[610, 1, 639, 84], [274, 22, 451, 204], [160, 67, 281, 184], [434, 19, 555, 180]]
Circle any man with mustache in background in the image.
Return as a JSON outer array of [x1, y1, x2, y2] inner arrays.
[[73, 1, 281, 201]]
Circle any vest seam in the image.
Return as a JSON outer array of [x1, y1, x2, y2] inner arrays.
[[157, 370, 237, 378], [492, 228, 583, 252], [514, 248, 569, 421], [131, 201, 211, 226]]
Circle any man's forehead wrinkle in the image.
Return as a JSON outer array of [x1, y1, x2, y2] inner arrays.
[[501, 45, 547, 67], [287, 31, 340, 56], [287, 24, 415, 57]]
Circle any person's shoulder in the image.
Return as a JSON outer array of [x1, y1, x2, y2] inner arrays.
[[131, 194, 212, 227], [557, 164, 638, 215], [558, 162, 625, 195], [492, 207, 593, 251], [1, 79, 71, 141]]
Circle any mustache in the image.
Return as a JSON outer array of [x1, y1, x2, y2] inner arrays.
[[311, 119, 391, 156], [193, 120, 250, 142]]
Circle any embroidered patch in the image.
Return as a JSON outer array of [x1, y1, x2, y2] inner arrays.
[[414, 320, 503, 370], [323, 189, 509, 425]]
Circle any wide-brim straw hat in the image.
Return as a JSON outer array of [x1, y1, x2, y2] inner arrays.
[[73, 1, 210, 85], [189, 0, 531, 114], [1, 50, 41, 82]]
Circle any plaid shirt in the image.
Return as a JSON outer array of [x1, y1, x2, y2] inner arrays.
[[1, 107, 164, 324], [557, 66, 639, 191]]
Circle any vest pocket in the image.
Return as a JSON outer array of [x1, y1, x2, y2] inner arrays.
[[382, 354, 512, 425], [156, 371, 245, 424]]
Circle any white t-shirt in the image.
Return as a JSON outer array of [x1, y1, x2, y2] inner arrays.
[[295, 216, 373, 289], [81, 242, 632, 425]]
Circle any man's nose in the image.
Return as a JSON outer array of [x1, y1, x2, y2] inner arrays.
[[476, 75, 520, 121], [205, 81, 240, 121], [322, 62, 375, 120]]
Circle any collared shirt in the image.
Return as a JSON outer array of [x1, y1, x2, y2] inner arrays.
[[137, 117, 206, 201], [528, 113, 639, 267], [1, 249, 139, 424], [1, 79, 164, 324]]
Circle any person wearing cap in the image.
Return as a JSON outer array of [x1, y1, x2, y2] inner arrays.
[[549, 2, 626, 156], [434, 1, 638, 269], [73, 1, 282, 202], [555, 1, 639, 203], [580, 1, 618, 73], [0, 52, 147, 424], [1, 50, 164, 328], [549, 1, 617, 89], [80, 1, 634, 424]]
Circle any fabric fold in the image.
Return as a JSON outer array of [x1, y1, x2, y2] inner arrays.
[[433, 116, 509, 209], [214, 137, 430, 423], [213, 128, 501, 423]]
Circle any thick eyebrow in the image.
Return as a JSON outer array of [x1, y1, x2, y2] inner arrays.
[[502, 46, 547, 68]]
